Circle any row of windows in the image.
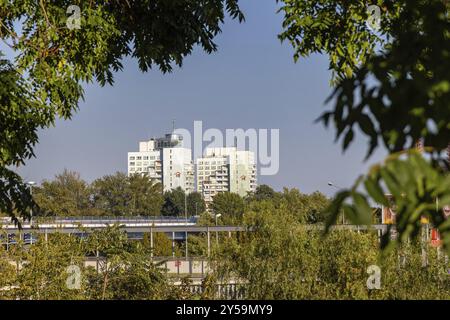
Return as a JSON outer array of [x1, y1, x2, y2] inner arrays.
[[198, 166, 227, 171], [130, 161, 159, 167], [197, 160, 226, 165], [129, 156, 159, 161]]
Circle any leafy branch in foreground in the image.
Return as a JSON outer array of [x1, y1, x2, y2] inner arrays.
[[319, 0, 450, 158], [0, 0, 244, 220], [325, 151, 450, 254], [279, 0, 449, 251]]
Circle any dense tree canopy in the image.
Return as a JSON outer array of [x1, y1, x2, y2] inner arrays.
[[34, 169, 90, 216], [209, 192, 245, 225], [31, 170, 163, 216], [161, 187, 186, 217], [212, 201, 450, 299], [187, 192, 206, 216]]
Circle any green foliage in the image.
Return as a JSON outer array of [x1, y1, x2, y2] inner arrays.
[[181, 234, 208, 257], [213, 203, 450, 299], [34, 169, 90, 216], [0, 58, 37, 223], [319, 1, 450, 158], [187, 192, 206, 216], [326, 151, 450, 254], [0, 0, 244, 220], [246, 184, 279, 202], [161, 187, 186, 216], [278, 0, 398, 80], [246, 187, 331, 223], [33, 171, 164, 216], [125, 173, 164, 216], [143, 232, 176, 257], [0, 245, 16, 292], [82, 226, 173, 299], [279, 0, 450, 251], [278, 188, 331, 223], [11, 233, 87, 300], [211, 192, 245, 224], [90, 172, 131, 216]]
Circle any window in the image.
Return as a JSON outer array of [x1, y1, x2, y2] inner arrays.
[[143, 156, 149, 160], [137, 156, 142, 160], [129, 156, 135, 160], [129, 162, 135, 166]]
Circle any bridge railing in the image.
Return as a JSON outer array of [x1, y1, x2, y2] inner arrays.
[[21, 215, 199, 224]]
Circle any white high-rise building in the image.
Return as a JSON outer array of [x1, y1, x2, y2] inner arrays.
[[127, 133, 194, 193], [162, 147, 194, 193], [196, 147, 257, 205]]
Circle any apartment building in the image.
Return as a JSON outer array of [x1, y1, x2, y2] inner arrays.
[[196, 147, 257, 205], [127, 133, 194, 193]]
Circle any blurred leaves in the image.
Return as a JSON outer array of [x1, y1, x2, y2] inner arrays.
[[325, 151, 450, 254], [279, 0, 450, 253]]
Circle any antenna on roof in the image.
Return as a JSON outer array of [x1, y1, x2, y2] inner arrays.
[[172, 119, 176, 133]]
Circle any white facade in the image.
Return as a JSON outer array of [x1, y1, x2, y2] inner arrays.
[[196, 147, 257, 205], [128, 133, 193, 193], [162, 148, 194, 193], [127, 149, 162, 182]]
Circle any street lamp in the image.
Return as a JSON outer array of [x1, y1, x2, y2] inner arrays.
[[327, 181, 342, 189], [184, 189, 188, 260], [215, 213, 222, 246], [26, 181, 36, 220], [327, 181, 345, 224], [26, 181, 36, 244]]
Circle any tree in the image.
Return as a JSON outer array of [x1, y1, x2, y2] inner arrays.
[[278, 188, 331, 223], [278, 0, 450, 253], [127, 174, 164, 216], [90, 172, 130, 216], [246, 184, 278, 202], [161, 187, 186, 216], [11, 233, 87, 300], [34, 169, 90, 216], [143, 232, 176, 257], [0, 0, 244, 220], [0, 245, 16, 296], [211, 192, 245, 224], [0, 58, 36, 223], [212, 201, 450, 299], [187, 192, 206, 216]]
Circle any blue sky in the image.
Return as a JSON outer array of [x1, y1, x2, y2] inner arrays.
[[13, 0, 386, 195]]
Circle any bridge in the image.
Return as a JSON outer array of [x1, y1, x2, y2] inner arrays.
[[0, 216, 247, 257]]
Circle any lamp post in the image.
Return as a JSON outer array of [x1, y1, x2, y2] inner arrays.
[[26, 181, 36, 221], [215, 213, 222, 246], [184, 189, 188, 260], [26, 181, 36, 244], [327, 182, 345, 224]]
